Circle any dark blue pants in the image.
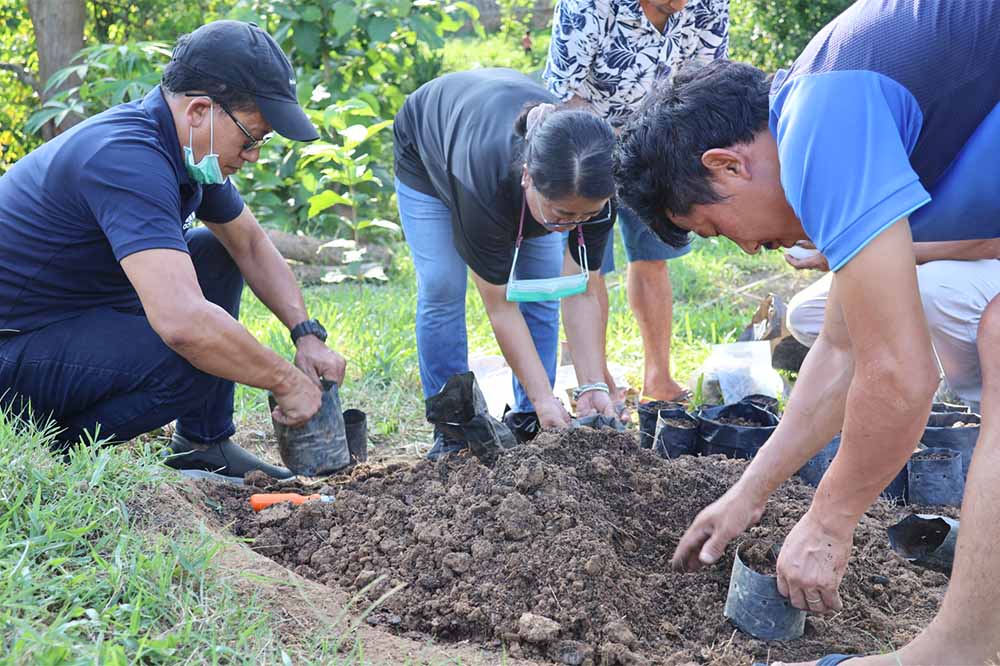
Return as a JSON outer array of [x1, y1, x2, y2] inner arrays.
[[0, 227, 242, 446]]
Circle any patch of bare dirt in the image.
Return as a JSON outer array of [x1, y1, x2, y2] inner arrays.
[[203, 427, 947, 665]]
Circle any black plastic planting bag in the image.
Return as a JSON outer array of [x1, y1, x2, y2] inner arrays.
[[697, 403, 778, 460], [738, 393, 780, 416], [921, 411, 980, 480], [425, 372, 517, 464], [638, 400, 684, 449], [502, 407, 541, 444], [654, 408, 700, 459]]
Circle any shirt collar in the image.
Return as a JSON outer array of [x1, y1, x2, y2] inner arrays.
[[141, 85, 190, 186]]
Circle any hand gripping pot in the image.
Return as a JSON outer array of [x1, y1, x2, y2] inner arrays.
[[269, 380, 351, 476]]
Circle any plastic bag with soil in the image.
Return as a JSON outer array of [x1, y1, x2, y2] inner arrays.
[[425, 371, 517, 464], [907, 447, 964, 507], [738, 393, 780, 416], [921, 411, 980, 480], [638, 400, 684, 449], [798, 434, 909, 502], [653, 408, 700, 459], [269, 380, 351, 476], [697, 403, 778, 460]]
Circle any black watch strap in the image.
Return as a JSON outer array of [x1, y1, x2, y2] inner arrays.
[[290, 318, 327, 344]]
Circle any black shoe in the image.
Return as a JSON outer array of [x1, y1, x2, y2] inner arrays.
[[426, 428, 468, 461], [165, 432, 293, 484]]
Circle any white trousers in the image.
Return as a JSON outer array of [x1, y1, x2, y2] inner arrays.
[[786, 259, 1000, 406]]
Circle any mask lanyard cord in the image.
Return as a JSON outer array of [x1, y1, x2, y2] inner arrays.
[[577, 226, 589, 275]]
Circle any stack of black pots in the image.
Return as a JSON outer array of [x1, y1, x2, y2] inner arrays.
[[641, 394, 781, 461], [796, 402, 977, 507]]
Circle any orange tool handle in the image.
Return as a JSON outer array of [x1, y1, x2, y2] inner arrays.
[[250, 493, 321, 512]]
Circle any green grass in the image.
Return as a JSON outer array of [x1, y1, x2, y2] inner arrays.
[[236, 235, 793, 453], [0, 413, 316, 664], [441, 30, 551, 76]]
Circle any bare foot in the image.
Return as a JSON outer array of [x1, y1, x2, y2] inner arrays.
[[641, 377, 690, 403]]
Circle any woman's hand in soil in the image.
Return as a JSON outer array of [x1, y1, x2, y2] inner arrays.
[[671, 484, 767, 572], [271, 368, 323, 426], [294, 335, 347, 386], [776, 509, 851, 614], [576, 389, 616, 420], [536, 395, 572, 428]]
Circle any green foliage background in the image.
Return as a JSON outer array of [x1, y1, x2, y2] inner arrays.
[[1, 0, 853, 237]]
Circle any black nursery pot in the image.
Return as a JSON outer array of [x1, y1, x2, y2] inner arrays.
[[269, 380, 350, 476], [697, 403, 779, 460], [343, 408, 368, 464], [921, 412, 980, 481], [739, 393, 780, 416], [638, 400, 685, 449], [797, 435, 840, 487], [887, 514, 960, 575], [931, 401, 971, 414], [724, 542, 805, 641], [653, 408, 700, 459], [908, 447, 964, 507]]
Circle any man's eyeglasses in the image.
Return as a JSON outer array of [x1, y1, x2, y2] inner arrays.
[[185, 93, 273, 152], [219, 103, 274, 152]]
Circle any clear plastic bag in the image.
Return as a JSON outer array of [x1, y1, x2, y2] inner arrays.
[[691, 341, 784, 405]]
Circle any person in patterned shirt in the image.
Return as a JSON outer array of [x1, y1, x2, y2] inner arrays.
[[544, 0, 729, 412]]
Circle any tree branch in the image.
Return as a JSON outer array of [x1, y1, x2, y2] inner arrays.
[[0, 62, 40, 94]]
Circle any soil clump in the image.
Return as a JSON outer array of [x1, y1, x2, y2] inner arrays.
[[205, 428, 946, 665], [661, 418, 697, 429]]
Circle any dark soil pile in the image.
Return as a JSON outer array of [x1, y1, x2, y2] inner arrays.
[[205, 428, 946, 665]]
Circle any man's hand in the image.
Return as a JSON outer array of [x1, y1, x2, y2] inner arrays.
[[294, 335, 347, 386], [536, 395, 572, 428], [671, 483, 767, 571], [271, 367, 323, 426], [784, 241, 830, 271], [776, 509, 851, 613], [575, 389, 616, 419]]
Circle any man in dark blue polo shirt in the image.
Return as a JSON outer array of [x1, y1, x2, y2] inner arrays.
[[0, 21, 346, 484], [618, 1, 1000, 663]]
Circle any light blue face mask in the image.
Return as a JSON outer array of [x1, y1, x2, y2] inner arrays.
[[506, 194, 590, 303], [184, 101, 225, 185]]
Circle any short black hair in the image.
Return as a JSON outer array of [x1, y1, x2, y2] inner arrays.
[[161, 33, 258, 112], [514, 105, 616, 201], [615, 60, 771, 247]]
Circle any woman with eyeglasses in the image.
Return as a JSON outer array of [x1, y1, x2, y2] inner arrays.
[[393, 67, 618, 459]]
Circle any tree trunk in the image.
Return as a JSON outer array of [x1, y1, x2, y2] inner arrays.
[[27, 0, 86, 138], [264, 229, 392, 266]]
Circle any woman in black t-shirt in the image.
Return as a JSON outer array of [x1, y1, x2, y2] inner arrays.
[[393, 68, 618, 458]]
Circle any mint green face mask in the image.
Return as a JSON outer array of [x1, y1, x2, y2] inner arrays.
[[506, 195, 590, 303], [184, 102, 224, 185]]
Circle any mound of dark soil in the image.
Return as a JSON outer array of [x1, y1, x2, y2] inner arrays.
[[205, 428, 946, 665]]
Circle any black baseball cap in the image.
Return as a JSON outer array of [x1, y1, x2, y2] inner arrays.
[[171, 20, 319, 142]]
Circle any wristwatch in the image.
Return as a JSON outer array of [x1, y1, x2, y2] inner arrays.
[[290, 318, 327, 345]]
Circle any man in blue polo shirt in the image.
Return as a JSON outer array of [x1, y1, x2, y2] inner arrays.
[[618, 1, 1000, 663], [0, 21, 346, 484]]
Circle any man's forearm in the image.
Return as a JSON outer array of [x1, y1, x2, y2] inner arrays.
[[914, 238, 1000, 264], [736, 334, 853, 502], [811, 362, 934, 532], [167, 301, 301, 393], [234, 230, 310, 330]]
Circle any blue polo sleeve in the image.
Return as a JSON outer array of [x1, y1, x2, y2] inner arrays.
[[80, 142, 189, 261], [197, 179, 245, 223], [771, 71, 931, 271]]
